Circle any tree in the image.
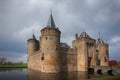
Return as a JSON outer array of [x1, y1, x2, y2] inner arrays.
[[0, 57, 7, 65]]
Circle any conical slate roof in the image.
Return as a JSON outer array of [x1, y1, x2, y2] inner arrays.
[[46, 13, 56, 28], [31, 34, 36, 40]]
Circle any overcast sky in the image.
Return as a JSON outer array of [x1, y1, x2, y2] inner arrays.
[[0, 0, 120, 62]]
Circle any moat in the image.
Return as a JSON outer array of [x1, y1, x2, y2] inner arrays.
[[0, 68, 120, 80]]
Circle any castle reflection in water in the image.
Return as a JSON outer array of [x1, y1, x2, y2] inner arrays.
[[28, 69, 92, 80]]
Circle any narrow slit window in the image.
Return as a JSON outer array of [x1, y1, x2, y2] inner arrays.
[[41, 53, 44, 60]]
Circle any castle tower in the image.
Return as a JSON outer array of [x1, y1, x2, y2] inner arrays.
[[40, 13, 61, 73], [96, 36, 109, 66], [27, 34, 39, 57], [72, 32, 96, 71]]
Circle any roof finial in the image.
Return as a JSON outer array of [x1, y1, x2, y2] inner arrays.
[[50, 9, 52, 15]]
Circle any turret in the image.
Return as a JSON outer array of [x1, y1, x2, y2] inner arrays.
[[27, 34, 39, 57], [40, 13, 61, 73]]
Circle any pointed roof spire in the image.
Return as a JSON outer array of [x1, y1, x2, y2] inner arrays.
[[32, 34, 36, 40], [46, 12, 56, 28]]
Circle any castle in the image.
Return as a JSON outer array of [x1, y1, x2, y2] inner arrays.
[[27, 13, 109, 73]]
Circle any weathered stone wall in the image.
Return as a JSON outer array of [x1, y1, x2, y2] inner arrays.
[[77, 40, 88, 71], [87, 42, 97, 67], [96, 39, 109, 66], [72, 40, 78, 49], [60, 47, 68, 72], [67, 48, 77, 71], [98, 43, 109, 66], [28, 51, 41, 71], [40, 52, 62, 73]]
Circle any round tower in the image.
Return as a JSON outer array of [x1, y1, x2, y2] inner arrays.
[[27, 34, 39, 57], [40, 13, 61, 73]]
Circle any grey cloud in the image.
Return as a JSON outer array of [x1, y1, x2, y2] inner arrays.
[[0, 51, 27, 62], [0, 0, 120, 62]]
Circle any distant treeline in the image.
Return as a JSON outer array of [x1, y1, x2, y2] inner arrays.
[[0, 57, 27, 68]]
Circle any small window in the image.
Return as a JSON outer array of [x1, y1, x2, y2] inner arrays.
[[46, 37, 47, 40], [104, 57, 107, 62], [41, 56, 44, 60], [41, 53, 44, 60]]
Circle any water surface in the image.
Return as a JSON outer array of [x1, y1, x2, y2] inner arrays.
[[0, 68, 117, 80], [0, 69, 27, 80], [0, 69, 90, 80]]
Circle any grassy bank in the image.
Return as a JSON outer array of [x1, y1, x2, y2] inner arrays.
[[91, 76, 120, 80], [0, 63, 27, 68], [90, 73, 120, 80]]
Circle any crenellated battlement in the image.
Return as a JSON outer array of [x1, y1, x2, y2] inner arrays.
[[41, 28, 61, 36]]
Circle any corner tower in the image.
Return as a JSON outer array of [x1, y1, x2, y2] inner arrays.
[[27, 34, 39, 57], [72, 32, 96, 71], [40, 13, 61, 73]]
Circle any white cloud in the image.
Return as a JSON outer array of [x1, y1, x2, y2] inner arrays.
[[110, 36, 120, 43], [28, 0, 54, 9], [13, 22, 41, 42], [0, 0, 120, 61], [85, 0, 101, 8]]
